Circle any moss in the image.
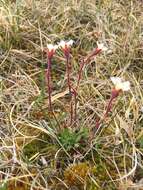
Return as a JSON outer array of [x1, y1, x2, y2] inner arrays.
[[7, 179, 29, 190], [64, 162, 90, 187]]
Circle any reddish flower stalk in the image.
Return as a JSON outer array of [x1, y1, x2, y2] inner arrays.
[[74, 92, 77, 123], [104, 89, 120, 118], [65, 54, 78, 125], [46, 57, 52, 111], [74, 47, 103, 124], [95, 77, 130, 129], [76, 48, 102, 90], [71, 86, 77, 123], [45, 44, 57, 111], [76, 42, 107, 90], [58, 40, 76, 125], [104, 76, 130, 119], [66, 54, 73, 125], [66, 55, 71, 92], [95, 89, 119, 128]]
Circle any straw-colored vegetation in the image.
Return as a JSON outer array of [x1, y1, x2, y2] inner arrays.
[[0, 0, 143, 189]]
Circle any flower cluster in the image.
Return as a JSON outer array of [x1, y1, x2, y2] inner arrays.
[[46, 40, 74, 59], [111, 77, 130, 91], [58, 40, 74, 57], [45, 40, 75, 114], [97, 41, 108, 51], [45, 40, 108, 59], [110, 77, 130, 98], [46, 44, 58, 59], [96, 77, 130, 128]]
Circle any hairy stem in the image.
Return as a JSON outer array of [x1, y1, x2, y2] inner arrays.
[[71, 86, 77, 124], [76, 59, 85, 91], [95, 90, 119, 128], [66, 55, 73, 125], [76, 48, 101, 90], [46, 57, 52, 111], [104, 96, 114, 118], [66, 55, 71, 92], [73, 90, 77, 123]]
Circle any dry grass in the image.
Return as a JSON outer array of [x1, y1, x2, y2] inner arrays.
[[0, 0, 143, 189]]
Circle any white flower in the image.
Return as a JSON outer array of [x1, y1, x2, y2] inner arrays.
[[97, 41, 108, 51], [111, 77, 130, 91], [58, 40, 74, 49], [47, 44, 58, 52]]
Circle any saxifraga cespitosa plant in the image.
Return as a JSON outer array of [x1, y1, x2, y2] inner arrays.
[[44, 40, 131, 129]]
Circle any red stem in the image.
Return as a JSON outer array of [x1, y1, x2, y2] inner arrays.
[[104, 96, 114, 118], [66, 54, 73, 125], [46, 57, 52, 111], [104, 89, 120, 118], [71, 86, 77, 124], [66, 55, 71, 93], [95, 97, 114, 128], [95, 90, 119, 128], [76, 48, 101, 90], [74, 91, 77, 123], [76, 59, 85, 90]]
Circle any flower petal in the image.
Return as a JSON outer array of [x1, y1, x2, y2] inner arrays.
[[47, 44, 54, 51], [97, 41, 107, 51], [110, 77, 122, 85], [122, 81, 130, 91], [58, 40, 66, 48], [58, 40, 74, 49], [67, 39, 74, 46], [110, 77, 130, 91]]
